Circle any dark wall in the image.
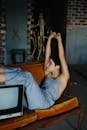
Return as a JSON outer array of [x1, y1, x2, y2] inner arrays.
[[5, 0, 27, 64], [34, 0, 66, 65], [35, 0, 66, 34], [66, 0, 87, 64]]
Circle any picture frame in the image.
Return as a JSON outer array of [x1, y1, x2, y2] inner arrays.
[[10, 49, 25, 64]]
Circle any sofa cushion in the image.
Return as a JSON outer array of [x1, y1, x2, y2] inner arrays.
[[35, 95, 79, 119]]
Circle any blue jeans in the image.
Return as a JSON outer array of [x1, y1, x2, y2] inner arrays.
[[4, 66, 60, 110]]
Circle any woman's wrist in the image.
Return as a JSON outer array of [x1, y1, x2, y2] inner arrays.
[[48, 37, 52, 41]]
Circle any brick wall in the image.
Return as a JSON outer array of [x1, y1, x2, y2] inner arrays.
[[66, 0, 87, 29], [66, 0, 87, 64], [0, 0, 6, 64], [27, 0, 35, 61]]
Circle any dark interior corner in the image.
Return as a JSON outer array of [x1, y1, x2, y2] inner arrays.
[[34, 0, 67, 44]]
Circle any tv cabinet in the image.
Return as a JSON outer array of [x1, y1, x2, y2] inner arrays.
[[0, 110, 37, 130]]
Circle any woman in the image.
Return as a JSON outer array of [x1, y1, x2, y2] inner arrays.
[[0, 32, 69, 110]]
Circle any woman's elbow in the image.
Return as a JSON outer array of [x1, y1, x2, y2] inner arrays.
[[66, 72, 70, 81]]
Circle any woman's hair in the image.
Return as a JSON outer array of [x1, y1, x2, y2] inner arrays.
[[50, 38, 60, 65]]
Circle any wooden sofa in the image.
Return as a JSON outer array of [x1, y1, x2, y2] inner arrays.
[[0, 62, 83, 130]]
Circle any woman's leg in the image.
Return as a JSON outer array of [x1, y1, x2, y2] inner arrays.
[[24, 72, 52, 110], [0, 68, 4, 73], [3, 67, 51, 110], [0, 74, 5, 82], [4, 66, 22, 73], [4, 67, 27, 85], [0, 66, 21, 83]]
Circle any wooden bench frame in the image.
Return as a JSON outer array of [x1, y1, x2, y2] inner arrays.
[[0, 104, 83, 130], [19, 105, 83, 130], [0, 62, 84, 130]]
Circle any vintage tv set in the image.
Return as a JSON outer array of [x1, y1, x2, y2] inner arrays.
[[0, 84, 24, 120]]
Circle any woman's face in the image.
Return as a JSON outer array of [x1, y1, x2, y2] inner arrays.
[[45, 59, 60, 78]]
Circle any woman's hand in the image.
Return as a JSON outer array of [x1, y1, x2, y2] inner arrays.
[[49, 32, 62, 43], [48, 32, 56, 40], [56, 32, 62, 43]]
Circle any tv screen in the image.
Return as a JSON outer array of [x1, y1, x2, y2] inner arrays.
[[0, 84, 24, 120]]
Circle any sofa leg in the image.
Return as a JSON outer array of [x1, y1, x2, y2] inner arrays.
[[77, 105, 84, 130]]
